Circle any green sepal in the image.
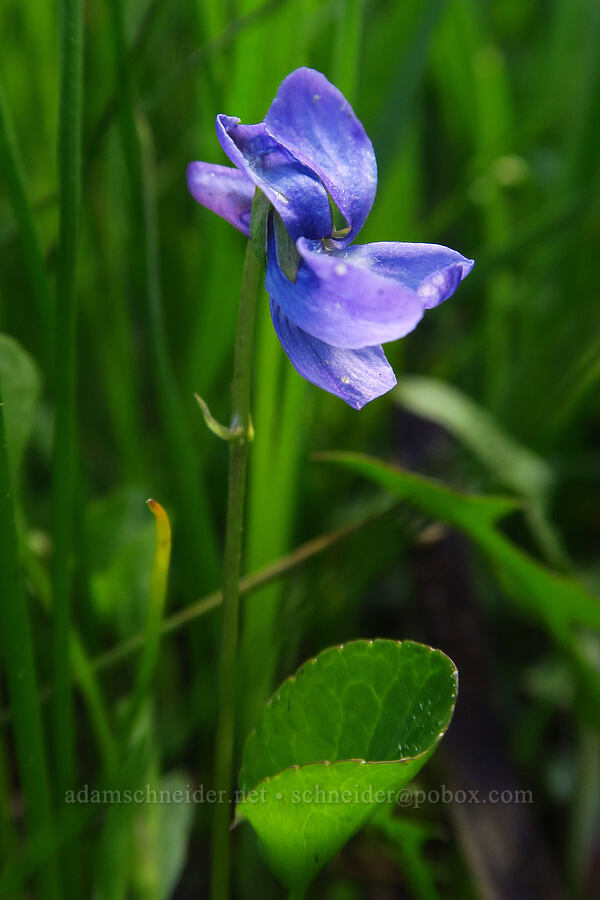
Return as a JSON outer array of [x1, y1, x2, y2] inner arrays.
[[273, 211, 300, 282], [250, 188, 271, 267]]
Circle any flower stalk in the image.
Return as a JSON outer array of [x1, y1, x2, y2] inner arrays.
[[211, 221, 262, 900]]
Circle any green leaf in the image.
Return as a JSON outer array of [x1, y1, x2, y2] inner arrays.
[[0, 333, 41, 486], [249, 187, 271, 267], [394, 377, 569, 569], [318, 452, 600, 635], [315, 450, 520, 533], [273, 210, 300, 282], [395, 376, 553, 502], [0, 387, 61, 898], [237, 639, 457, 893]]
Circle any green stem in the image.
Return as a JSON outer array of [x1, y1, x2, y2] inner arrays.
[[52, 0, 83, 829], [211, 240, 261, 900], [0, 393, 61, 898]]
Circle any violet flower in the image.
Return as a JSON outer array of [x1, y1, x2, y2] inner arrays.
[[187, 67, 473, 409]]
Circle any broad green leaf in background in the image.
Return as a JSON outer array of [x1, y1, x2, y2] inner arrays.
[[318, 452, 600, 634], [317, 451, 521, 534], [0, 333, 41, 486], [319, 454, 600, 728], [236, 639, 458, 894]]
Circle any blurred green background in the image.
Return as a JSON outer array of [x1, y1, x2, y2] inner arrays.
[[0, 0, 599, 896]]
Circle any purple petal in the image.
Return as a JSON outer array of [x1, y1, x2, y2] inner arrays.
[[216, 116, 332, 241], [340, 242, 475, 309], [265, 67, 377, 246], [270, 299, 397, 409], [265, 228, 425, 350], [186, 162, 254, 236]]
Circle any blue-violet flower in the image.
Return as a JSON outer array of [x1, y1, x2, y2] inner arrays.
[[187, 67, 474, 409]]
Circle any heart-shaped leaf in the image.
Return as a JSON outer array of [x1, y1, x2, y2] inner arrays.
[[237, 639, 457, 893]]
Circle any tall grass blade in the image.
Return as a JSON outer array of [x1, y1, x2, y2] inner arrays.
[[105, 0, 220, 586], [0, 393, 62, 898], [51, 0, 84, 871], [0, 75, 53, 366]]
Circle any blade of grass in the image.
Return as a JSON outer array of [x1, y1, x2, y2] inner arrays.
[[140, 122, 221, 583], [568, 726, 600, 894], [367, 0, 448, 178], [0, 0, 289, 254], [85, 0, 170, 163], [0, 728, 20, 894], [0, 392, 62, 898], [51, 0, 83, 857], [24, 529, 118, 776], [70, 638, 118, 773], [562, 0, 600, 193], [0, 0, 167, 254], [124, 499, 172, 732], [0, 72, 53, 367], [543, 338, 600, 441], [0, 504, 398, 731], [81, 137, 146, 482], [319, 452, 600, 726], [333, 0, 365, 102], [146, 0, 288, 114], [105, 0, 220, 586], [395, 376, 570, 570], [101, 504, 397, 673], [0, 739, 151, 898]]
